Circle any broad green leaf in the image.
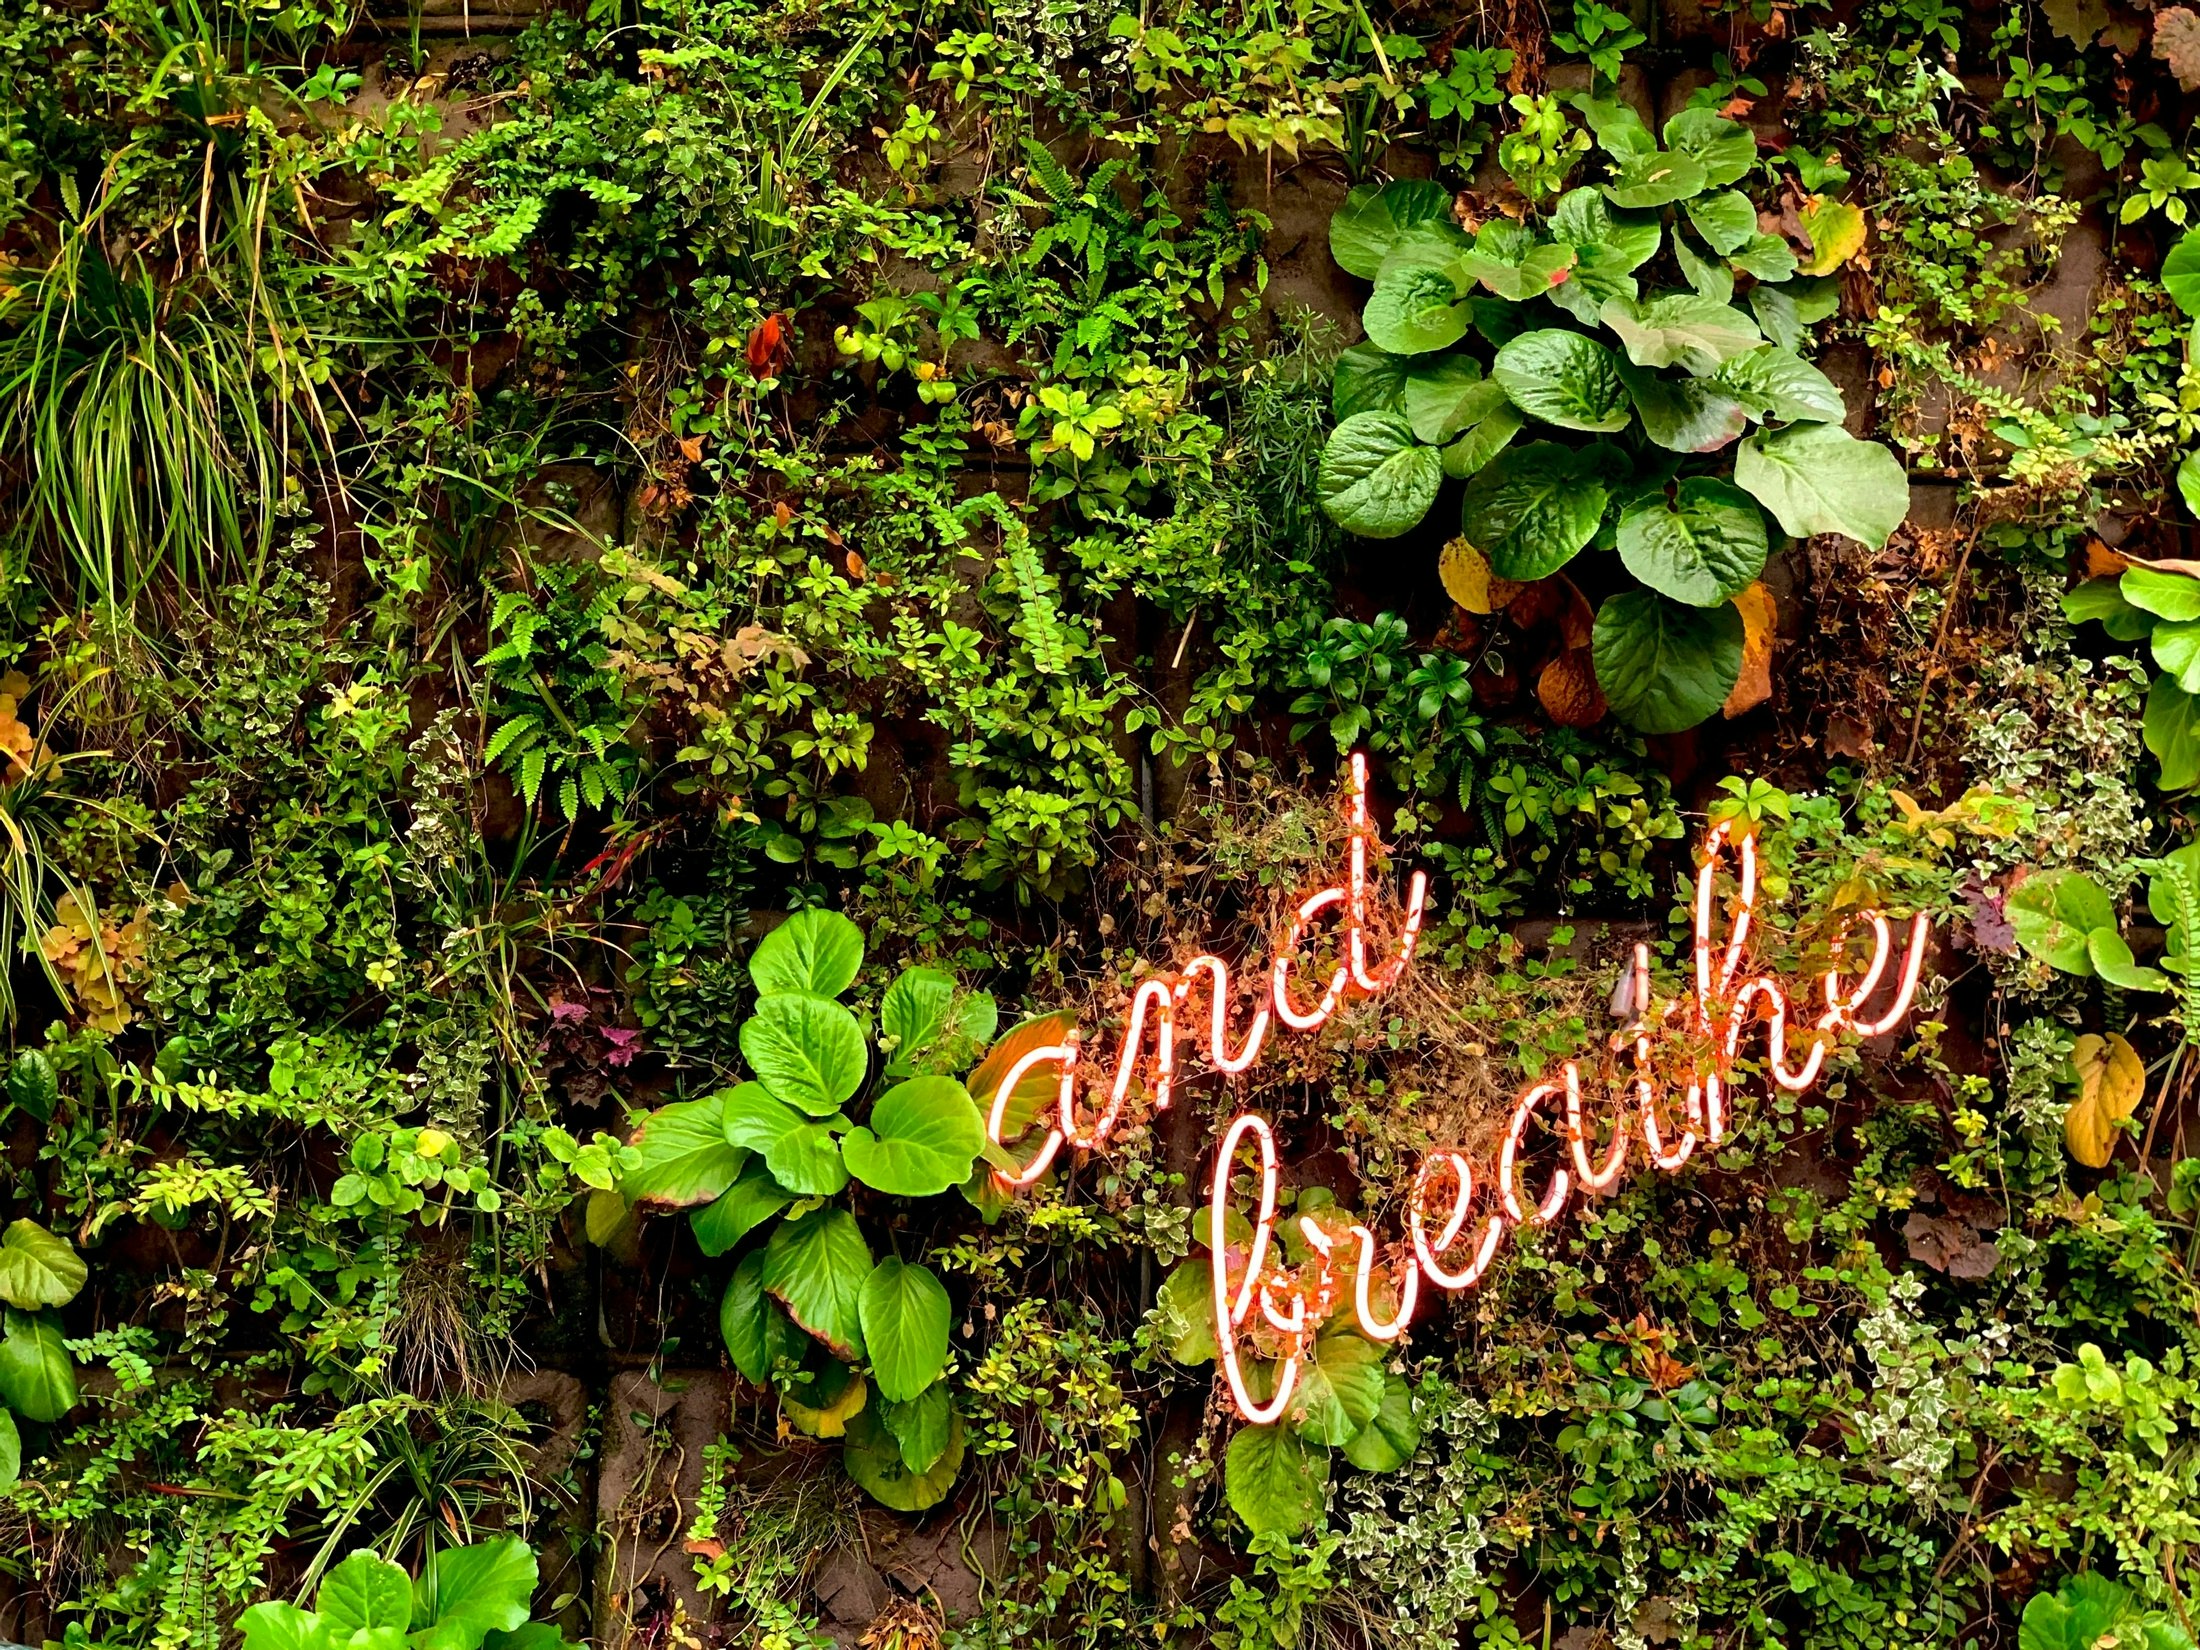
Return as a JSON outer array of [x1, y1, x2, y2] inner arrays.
[[2151, 675, 2200, 792], [410, 1539, 535, 1650], [858, 1258, 952, 1402], [1684, 189, 1757, 255], [2165, 231, 2200, 318], [1290, 1331, 1387, 1446], [882, 966, 994, 1075], [1729, 232, 1799, 282], [1456, 222, 1578, 300], [740, 992, 868, 1115], [2090, 929, 2171, 992], [1617, 362, 1750, 453], [2123, 565, 2200, 621], [1152, 1257, 1218, 1364], [321, 1551, 414, 1637], [1460, 442, 1608, 581], [0, 1309, 75, 1422], [762, 1208, 873, 1360], [748, 908, 863, 998], [2181, 452, 2200, 519], [1574, 91, 1657, 162], [691, 1157, 795, 1256], [5, 1052, 56, 1123], [1592, 591, 1745, 734], [1750, 284, 1805, 351], [1600, 293, 1762, 374], [842, 1076, 987, 1197], [1673, 230, 1735, 304], [1712, 345, 1845, 423], [1601, 151, 1708, 209], [1551, 187, 1661, 269], [239, 1605, 332, 1650], [965, 1011, 1077, 1147], [1617, 480, 1768, 604], [1546, 242, 1642, 325], [2156, 619, 2200, 692], [2067, 577, 2156, 641], [1364, 258, 1471, 355], [1331, 342, 1411, 418], [1404, 354, 1503, 445], [1330, 180, 1457, 279], [844, 1401, 964, 1511], [1441, 405, 1525, 477], [721, 1249, 808, 1382], [0, 1410, 18, 1490], [1224, 1422, 1327, 1537], [2007, 870, 2116, 974], [1735, 423, 1908, 549], [1318, 412, 1443, 539], [0, 1220, 85, 1310], [879, 1380, 954, 1474], [1491, 330, 1630, 432], [623, 1095, 745, 1209], [1341, 1372, 1422, 1472], [1663, 107, 1756, 186], [721, 1082, 849, 1196]]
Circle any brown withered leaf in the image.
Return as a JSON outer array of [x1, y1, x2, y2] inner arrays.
[[722, 624, 811, 677], [2159, 7, 2200, 89], [1538, 647, 1607, 728], [1902, 1212, 2003, 1280], [1558, 579, 1595, 650], [2085, 538, 2135, 578], [1506, 577, 1566, 632], [1723, 582, 1777, 718]]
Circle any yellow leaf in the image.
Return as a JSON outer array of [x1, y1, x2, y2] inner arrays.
[[1797, 197, 1867, 277], [1722, 582, 1776, 718], [1439, 538, 1521, 616], [782, 1371, 869, 1438], [2065, 1032, 2146, 1169]]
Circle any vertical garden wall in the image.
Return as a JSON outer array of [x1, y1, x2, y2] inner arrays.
[[3, 0, 2200, 1644]]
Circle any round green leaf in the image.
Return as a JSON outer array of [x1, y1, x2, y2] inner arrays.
[[1591, 590, 1745, 734], [691, 1158, 795, 1257], [1684, 189, 1757, 255], [237, 1603, 329, 1650], [1601, 151, 1709, 209], [1712, 345, 1845, 423], [740, 993, 868, 1115], [1551, 187, 1662, 270], [318, 1550, 414, 1637], [2007, 870, 2116, 975], [1289, 1331, 1387, 1446], [411, 1538, 535, 1650], [1734, 423, 1908, 550], [1332, 342, 1412, 419], [1460, 443, 1608, 581], [1341, 1372, 1422, 1473], [623, 1095, 746, 1209], [1442, 405, 1525, 478], [844, 1400, 964, 1511], [1618, 363, 1750, 453], [6, 1052, 57, 1123], [2124, 565, 2200, 621], [1330, 179, 1457, 280], [1363, 261, 1471, 356], [721, 1082, 849, 1196], [2164, 229, 2200, 317], [1403, 354, 1501, 445], [1663, 107, 1756, 186], [748, 908, 864, 998], [2151, 674, 2200, 792], [1224, 1422, 1328, 1537], [1318, 412, 1443, 539], [721, 1249, 808, 1382], [2155, 619, 2200, 692], [762, 1208, 873, 1361], [0, 1308, 76, 1422], [1599, 293, 1762, 374], [0, 1220, 86, 1310], [842, 1076, 987, 1198], [881, 967, 995, 1076], [878, 1379, 954, 1474], [1616, 479, 1768, 605], [858, 1258, 952, 1402], [1491, 330, 1631, 433]]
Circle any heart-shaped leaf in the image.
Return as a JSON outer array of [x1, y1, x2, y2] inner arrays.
[[721, 1082, 849, 1196], [1364, 247, 1472, 355], [2008, 869, 2116, 975], [319, 1551, 413, 1637], [1684, 189, 1757, 254], [1617, 363, 1750, 453], [842, 1076, 987, 1198], [1441, 405, 1525, 477], [238, 1604, 331, 1650], [2123, 565, 2200, 621], [1616, 479, 1768, 605], [748, 908, 864, 999], [1341, 1371, 1422, 1473], [741, 993, 868, 1115], [410, 1539, 535, 1650], [1318, 412, 1443, 539], [858, 1258, 952, 1402], [1662, 107, 1756, 186], [1330, 180, 1457, 279], [1591, 590, 1745, 734], [1460, 442, 1608, 581], [1551, 187, 1662, 269], [1601, 151, 1709, 209], [1289, 1330, 1387, 1445], [1224, 1422, 1327, 1537], [762, 1209, 873, 1360], [1491, 330, 1631, 432], [1735, 422, 1908, 549], [623, 1095, 746, 1209], [881, 967, 996, 1078], [2065, 1032, 2146, 1168]]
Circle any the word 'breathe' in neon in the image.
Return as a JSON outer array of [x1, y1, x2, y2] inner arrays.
[[984, 755, 1929, 1424]]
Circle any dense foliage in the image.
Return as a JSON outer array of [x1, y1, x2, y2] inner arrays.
[[8, 0, 2200, 1644]]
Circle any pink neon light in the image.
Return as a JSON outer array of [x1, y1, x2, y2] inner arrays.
[[987, 760, 1933, 1426]]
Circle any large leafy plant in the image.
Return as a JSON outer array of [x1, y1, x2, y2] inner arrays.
[[2064, 560, 2200, 791], [0, 1215, 85, 1483], [1316, 96, 1908, 733], [2018, 1572, 2195, 1650], [605, 910, 1002, 1510], [239, 1539, 574, 1650]]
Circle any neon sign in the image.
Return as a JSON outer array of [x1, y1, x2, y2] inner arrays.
[[984, 756, 1929, 1424]]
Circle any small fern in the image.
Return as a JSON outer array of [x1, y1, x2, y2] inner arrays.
[[1022, 136, 1078, 207]]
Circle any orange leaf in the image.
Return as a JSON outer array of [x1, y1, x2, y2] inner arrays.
[[1537, 647, 1607, 728], [1723, 582, 1777, 718]]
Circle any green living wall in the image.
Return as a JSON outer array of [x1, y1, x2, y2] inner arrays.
[[3, 0, 2200, 1643]]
